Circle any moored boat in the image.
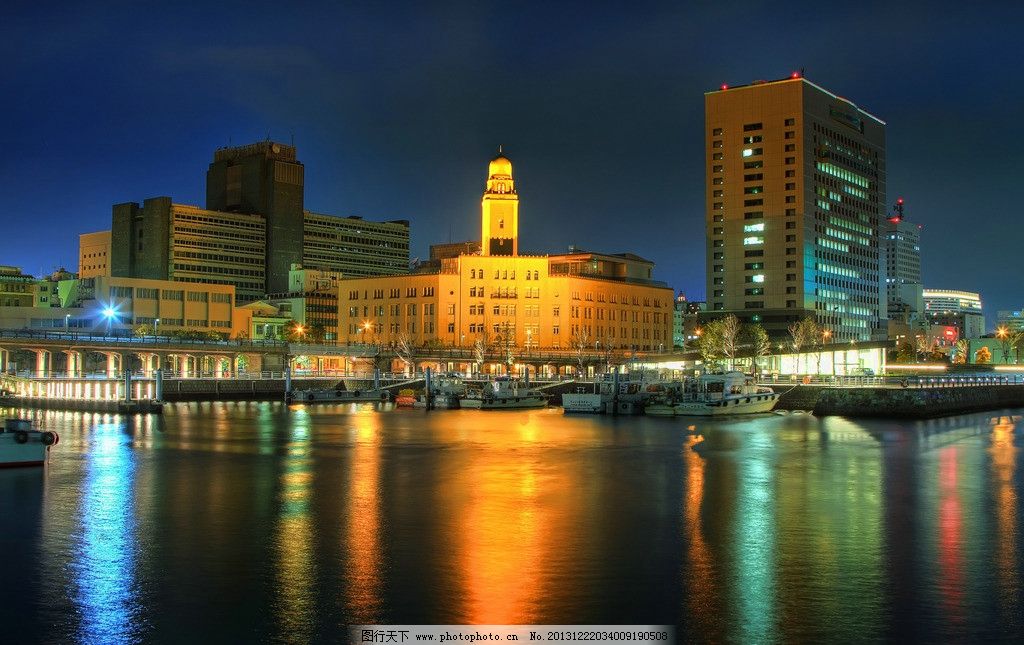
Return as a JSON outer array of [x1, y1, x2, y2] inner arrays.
[[668, 371, 778, 416], [461, 377, 547, 410], [287, 387, 390, 404], [412, 374, 467, 409], [1, 419, 59, 468]]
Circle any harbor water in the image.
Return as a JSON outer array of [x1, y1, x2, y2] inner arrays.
[[1, 402, 1023, 642]]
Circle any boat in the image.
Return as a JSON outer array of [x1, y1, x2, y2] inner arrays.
[[395, 389, 417, 407], [413, 374, 467, 409], [562, 371, 679, 415], [1, 418, 59, 468], [286, 386, 390, 404], [668, 371, 779, 416], [460, 377, 547, 410]]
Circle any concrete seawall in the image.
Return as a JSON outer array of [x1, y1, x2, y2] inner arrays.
[[813, 385, 1024, 419]]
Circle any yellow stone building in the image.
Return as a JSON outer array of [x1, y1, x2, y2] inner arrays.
[[337, 153, 674, 357]]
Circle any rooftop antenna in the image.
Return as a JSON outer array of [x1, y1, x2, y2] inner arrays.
[[893, 197, 905, 221], [290, 130, 294, 147], [498, 144, 503, 154]]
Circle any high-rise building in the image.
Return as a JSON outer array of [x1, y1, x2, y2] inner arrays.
[[923, 289, 985, 339], [705, 75, 887, 340], [882, 200, 922, 322], [108, 142, 410, 302]]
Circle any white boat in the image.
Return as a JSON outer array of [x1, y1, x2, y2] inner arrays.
[[413, 374, 467, 409], [1, 419, 59, 468], [460, 378, 547, 410], [669, 372, 778, 416], [562, 372, 680, 415], [287, 387, 390, 404]]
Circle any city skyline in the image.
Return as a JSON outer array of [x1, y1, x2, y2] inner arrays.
[[4, 2, 1024, 321]]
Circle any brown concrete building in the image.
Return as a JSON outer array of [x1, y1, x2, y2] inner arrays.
[[705, 75, 887, 340], [78, 231, 112, 278]]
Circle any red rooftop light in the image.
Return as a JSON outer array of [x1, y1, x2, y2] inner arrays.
[[720, 84, 728, 90], [897, 197, 904, 204], [791, 71, 800, 78]]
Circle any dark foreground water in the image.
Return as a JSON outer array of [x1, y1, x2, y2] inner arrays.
[[2, 402, 1023, 643]]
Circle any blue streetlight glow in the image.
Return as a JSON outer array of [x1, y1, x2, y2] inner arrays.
[[102, 307, 116, 319]]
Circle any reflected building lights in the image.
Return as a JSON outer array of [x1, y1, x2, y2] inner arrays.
[[273, 416, 316, 642], [732, 432, 777, 643], [72, 423, 143, 644], [343, 411, 384, 622]]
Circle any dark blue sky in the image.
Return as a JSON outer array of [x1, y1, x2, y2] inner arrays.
[[3, 1, 1023, 322]]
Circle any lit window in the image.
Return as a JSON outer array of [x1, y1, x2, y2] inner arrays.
[[752, 274, 765, 283], [742, 149, 754, 157], [743, 236, 764, 245], [743, 223, 764, 232]]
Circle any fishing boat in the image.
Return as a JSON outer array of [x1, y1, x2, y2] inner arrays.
[[413, 374, 466, 409], [460, 377, 547, 410], [562, 371, 678, 415], [668, 371, 778, 416], [1, 419, 59, 468]]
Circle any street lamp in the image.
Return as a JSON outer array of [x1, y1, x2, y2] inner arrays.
[[155, 318, 160, 337], [997, 325, 1010, 364], [64, 314, 70, 332], [823, 328, 833, 377], [102, 306, 117, 335]]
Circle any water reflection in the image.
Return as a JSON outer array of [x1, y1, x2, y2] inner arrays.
[[72, 421, 144, 644], [5, 404, 1024, 642], [989, 416, 1019, 627], [343, 408, 383, 622], [273, 409, 316, 643], [452, 412, 570, 623]]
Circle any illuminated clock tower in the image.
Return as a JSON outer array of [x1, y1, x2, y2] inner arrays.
[[481, 148, 519, 256]]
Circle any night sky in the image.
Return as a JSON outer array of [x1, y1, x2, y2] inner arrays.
[[4, 2, 1023, 322]]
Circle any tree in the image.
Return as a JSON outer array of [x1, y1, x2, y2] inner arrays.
[[283, 320, 305, 342], [717, 314, 741, 369], [307, 322, 327, 344], [952, 338, 970, 365], [1012, 330, 1024, 364], [694, 323, 723, 367], [742, 323, 771, 377], [495, 321, 516, 374], [788, 316, 820, 373], [915, 335, 934, 363], [570, 327, 591, 377], [975, 346, 992, 364], [396, 332, 416, 375]]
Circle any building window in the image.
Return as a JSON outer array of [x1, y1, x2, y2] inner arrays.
[[713, 240, 724, 247], [713, 277, 724, 285], [713, 190, 724, 198], [785, 196, 796, 203], [713, 214, 723, 222], [713, 227, 723, 235], [785, 157, 795, 164], [743, 123, 762, 132], [785, 182, 796, 190], [714, 290, 724, 297], [745, 288, 764, 296], [744, 250, 764, 257], [787, 300, 797, 308], [743, 199, 763, 207], [786, 260, 796, 268], [744, 173, 763, 182], [785, 208, 796, 216], [713, 252, 724, 260], [786, 221, 796, 229], [786, 248, 796, 256], [713, 165, 723, 173], [712, 140, 723, 148], [785, 118, 795, 126], [712, 127, 723, 136], [785, 169, 795, 178], [745, 301, 764, 309], [784, 131, 795, 139], [785, 144, 796, 152], [712, 152, 723, 160], [744, 186, 763, 195], [744, 211, 763, 220], [713, 202, 724, 210], [713, 177, 724, 185], [786, 286, 797, 294], [744, 161, 763, 169], [785, 235, 796, 242], [786, 273, 796, 281], [742, 148, 763, 157]]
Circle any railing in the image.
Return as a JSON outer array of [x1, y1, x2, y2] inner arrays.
[[762, 374, 1024, 388], [0, 329, 288, 348]]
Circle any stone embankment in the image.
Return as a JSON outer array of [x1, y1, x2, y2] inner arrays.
[[812, 385, 1024, 419]]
